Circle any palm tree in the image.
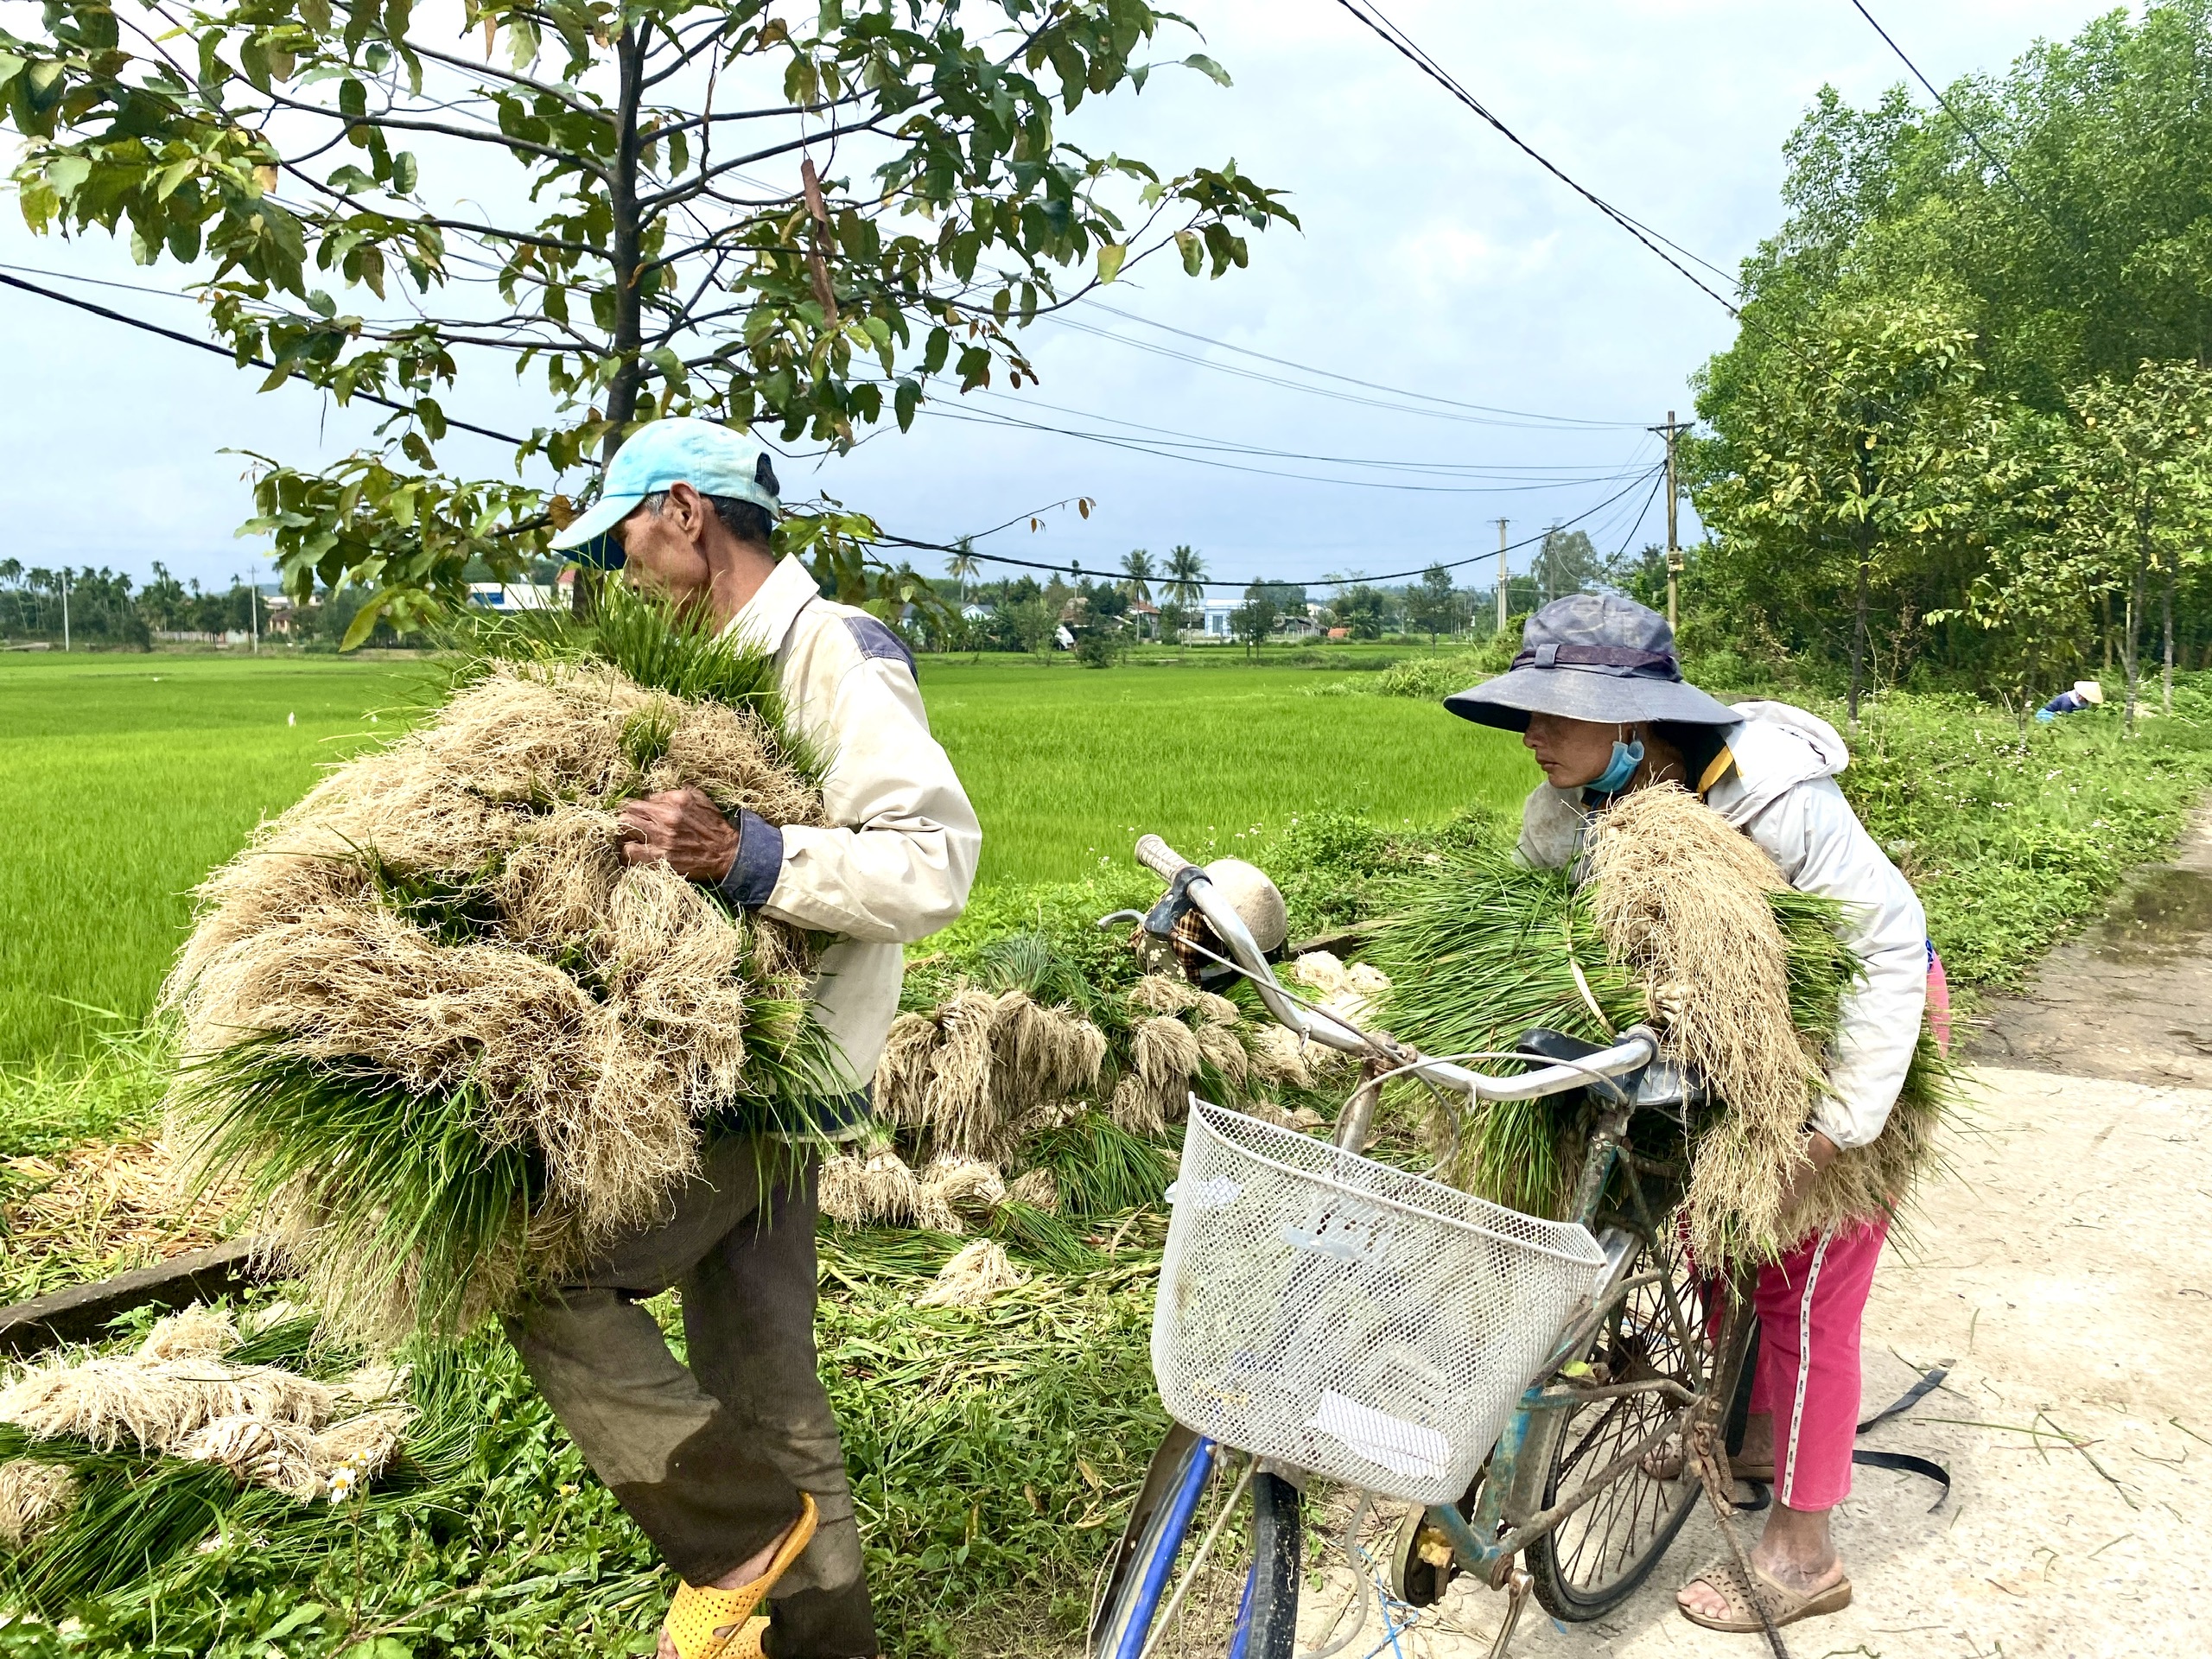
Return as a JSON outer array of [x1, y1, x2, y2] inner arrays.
[[944, 537, 980, 602], [1118, 550, 1156, 639], [1165, 545, 1205, 607], [1119, 548, 1156, 604], [1160, 544, 1206, 639]]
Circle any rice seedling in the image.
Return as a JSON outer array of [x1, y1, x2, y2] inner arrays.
[[987, 1198, 1100, 1274], [1027, 1113, 1174, 1218]]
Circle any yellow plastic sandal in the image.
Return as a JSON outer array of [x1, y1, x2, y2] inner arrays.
[[663, 1493, 819, 1659]]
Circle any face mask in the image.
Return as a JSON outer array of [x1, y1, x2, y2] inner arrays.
[[1587, 737, 1644, 798]]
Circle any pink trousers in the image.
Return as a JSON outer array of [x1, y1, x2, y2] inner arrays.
[[1744, 1213, 1889, 1510]]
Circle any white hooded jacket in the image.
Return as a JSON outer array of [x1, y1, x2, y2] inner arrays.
[[1517, 701, 1926, 1150]]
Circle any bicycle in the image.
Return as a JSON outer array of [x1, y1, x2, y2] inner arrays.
[[1088, 836, 1758, 1659]]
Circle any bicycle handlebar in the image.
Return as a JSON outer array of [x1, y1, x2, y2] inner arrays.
[[1133, 835, 1657, 1105], [1134, 834, 1189, 881]]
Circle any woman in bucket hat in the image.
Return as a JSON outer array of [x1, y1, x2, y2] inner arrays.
[[1446, 594, 1938, 1635]]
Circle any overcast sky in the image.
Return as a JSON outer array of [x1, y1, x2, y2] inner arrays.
[[0, 0, 2126, 594]]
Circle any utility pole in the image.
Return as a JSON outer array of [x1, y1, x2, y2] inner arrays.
[[60, 567, 69, 652], [250, 566, 260, 653], [1649, 410, 1692, 631], [1494, 518, 1510, 635]]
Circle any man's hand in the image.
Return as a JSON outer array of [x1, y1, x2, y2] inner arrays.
[[1778, 1129, 1840, 1223], [616, 788, 739, 883]]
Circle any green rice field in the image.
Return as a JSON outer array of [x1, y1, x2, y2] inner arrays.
[[0, 650, 1532, 1061]]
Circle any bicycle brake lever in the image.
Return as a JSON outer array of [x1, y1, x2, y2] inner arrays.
[[1141, 866, 1206, 939]]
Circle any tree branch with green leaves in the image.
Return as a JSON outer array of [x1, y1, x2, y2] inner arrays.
[[2, 0, 1294, 641]]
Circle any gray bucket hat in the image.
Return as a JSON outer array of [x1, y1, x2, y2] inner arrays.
[[1443, 593, 1738, 732]]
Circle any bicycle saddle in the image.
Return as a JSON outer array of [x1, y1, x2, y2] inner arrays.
[[1514, 1027, 1688, 1111], [1515, 1027, 1611, 1064]]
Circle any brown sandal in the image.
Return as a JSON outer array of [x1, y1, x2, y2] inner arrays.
[[1639, 1441, 1776, 1484], [1678, 1553, 1851, 1633]]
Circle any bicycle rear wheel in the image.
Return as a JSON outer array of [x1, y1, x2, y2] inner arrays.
[[1516, 1234, 1739, 1621], [1089, 1427, 1302, 1659]]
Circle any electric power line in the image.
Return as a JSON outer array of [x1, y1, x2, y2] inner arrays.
[[884, 463, 1665, 590], [0, 270, 538, 450], [958, 385, 1647, 476], [920, 401, 1652, 495], [1844, 1, 2081, 251], [1610, 467, 1670, 560], [1328, 0, 1956, 438], [1072, 296, 1640, 429], [1326, 0, 1745, 318], [1043, 309, 1637, 430]]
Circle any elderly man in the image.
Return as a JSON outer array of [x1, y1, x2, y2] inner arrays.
[[521, 417, 982, 1659]]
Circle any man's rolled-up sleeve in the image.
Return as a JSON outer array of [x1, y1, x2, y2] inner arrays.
[[759, 658, 981, 944]]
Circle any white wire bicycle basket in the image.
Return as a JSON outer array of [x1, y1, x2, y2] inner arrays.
[[1153, 1101, 1609, 1506]]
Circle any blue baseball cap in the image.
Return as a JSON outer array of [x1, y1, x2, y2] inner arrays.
[[550, 417, 781, 556]]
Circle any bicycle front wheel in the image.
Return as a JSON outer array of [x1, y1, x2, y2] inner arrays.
[[1089, 1427, 1302, 1659]]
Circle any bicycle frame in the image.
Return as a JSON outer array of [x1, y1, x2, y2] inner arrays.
[[1123, 836, 1758, 1602], [1415, 1106, 1757, 1594]]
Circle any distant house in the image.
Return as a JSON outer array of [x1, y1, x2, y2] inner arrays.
[[1192, 599, 1236, 640], [961, 602, 993, 622]]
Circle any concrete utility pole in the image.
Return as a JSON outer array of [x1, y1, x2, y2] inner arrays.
[[1494, 518, 1510, 635], [60, 567, 69, 652], [1649, 410, 1693, 631]]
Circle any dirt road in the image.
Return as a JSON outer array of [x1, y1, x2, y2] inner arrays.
[[1304, 816, 2212, 1659]]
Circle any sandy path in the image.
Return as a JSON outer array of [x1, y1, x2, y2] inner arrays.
[[1296, 820, 2212, 1659]]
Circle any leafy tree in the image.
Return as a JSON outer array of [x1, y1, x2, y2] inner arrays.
[[1694, 292, 1995, 720], [1, 1, 1292, 641], [1404, 562, 1460, 646], [2054, 362, 2212, 725], [1073, 621, 1121, 667], [1330, 583, 1388, 640], [1078, 576, 1125, 618], [1230, 581, 1279, 660], [1001, 592, 1057, 658], [1530, 527, 1602, 605], [1689, 3, 2212, 690]]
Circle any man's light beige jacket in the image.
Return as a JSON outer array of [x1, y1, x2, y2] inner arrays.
[[720, 556, 981, 1099]]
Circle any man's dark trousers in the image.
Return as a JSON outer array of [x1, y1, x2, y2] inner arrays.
[[504, 1135, 874, 1657]]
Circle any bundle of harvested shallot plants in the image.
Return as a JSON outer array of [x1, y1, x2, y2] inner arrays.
[[162, 594, 842, 1344], [1370, 785, 1954, 1264]]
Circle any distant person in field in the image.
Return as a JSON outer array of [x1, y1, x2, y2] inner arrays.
[[524, 418, 982, 1659], [2035, 678, 2106, 721], [1444, 594, 1938, 1636]]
